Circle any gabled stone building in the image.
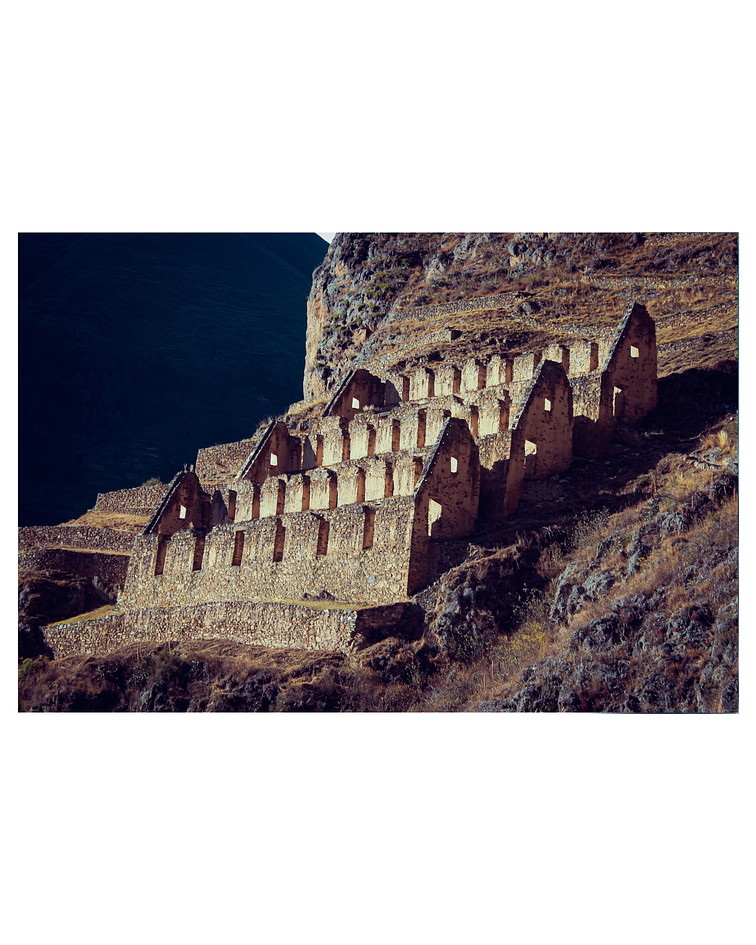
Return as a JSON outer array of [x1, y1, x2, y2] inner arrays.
[[41, 301, 658, 657]]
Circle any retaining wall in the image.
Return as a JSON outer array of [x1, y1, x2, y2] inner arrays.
[[18, 526, 135, 555], [42, 599, 415, 659], [18, 548, 130, 585], [93, 484, 168, 514]]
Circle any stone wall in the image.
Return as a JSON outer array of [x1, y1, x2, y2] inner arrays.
[[18, 525, 135, 555], [42, 599, 416, 659], [18, 547, 130, 585], [93, 484, 168, 515], [121, 495, 419, 609], [143, 471, 210, 536], [195, 436, 259, 484], [509, 361, 573, 479]]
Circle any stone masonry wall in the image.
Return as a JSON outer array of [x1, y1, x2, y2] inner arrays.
[[18, 547, 130, 586], [195, 436, 259, 484], [93, 484, 168, 514], [42, 599, 416, 659], [121, 495, 418, 609], [18, 526, 135, 555]]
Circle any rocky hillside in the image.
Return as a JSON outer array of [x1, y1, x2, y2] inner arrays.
[[304, 232, 737, 399], [19, 232, 738, 712], [19, 233, 329, 525]]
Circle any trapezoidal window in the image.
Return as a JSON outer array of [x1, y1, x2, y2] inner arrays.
[[428, 498, 443, 537], [613, 386, 625, 420], [351, 397, 360, 410], [275, 480, 286, 515], [179, 505, 187, 520], [231, 531, 245, 566], [630, 345, 640, 359], [525, 440, 537, 477], [154, 536, 168, 576], [316, 518, 329, 556], [417, 411, 426, 448], [544, 398, 552, 412], [362, 509, 375, 550], [270, 452, 278, 467], [273, 520, 285, 562], [227, 490, 237, 524], [450, 456, 458, 474], [390, 420, 400, 451], [384, 464, 394, 498]]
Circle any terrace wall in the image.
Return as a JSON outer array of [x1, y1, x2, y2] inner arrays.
[[42, 600, 416, 659]]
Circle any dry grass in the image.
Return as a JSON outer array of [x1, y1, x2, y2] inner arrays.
[[45, 604, 119, 627], [59, 510, 149, 532], [439, 413, 738, 710]]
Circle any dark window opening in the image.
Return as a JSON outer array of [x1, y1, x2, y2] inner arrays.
[[154, 536, 168, 576], [316, 518, 329, 556], [275, 480, 286, 515], [232, 531, 245, 566], [231, 532, 244, 568], [273, 520, 285, 562], [362, 508, 375, 549], [417, 410, 426, 448]]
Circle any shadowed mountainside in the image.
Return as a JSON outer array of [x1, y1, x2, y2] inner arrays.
[[19, 233, 328, 525]]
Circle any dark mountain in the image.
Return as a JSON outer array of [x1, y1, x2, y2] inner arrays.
[[18, 233, 329, 526]]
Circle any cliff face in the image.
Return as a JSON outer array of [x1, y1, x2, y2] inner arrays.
[[304, 232, 738, 399], [304, 232, 522, 398]]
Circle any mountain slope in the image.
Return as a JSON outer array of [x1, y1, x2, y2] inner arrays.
[[303, 232, 737, 399], [18, 232, 738, 713], [18, 232, 329, 525]]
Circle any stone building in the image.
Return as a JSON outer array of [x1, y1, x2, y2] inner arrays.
[[40, 301, 658, 657]]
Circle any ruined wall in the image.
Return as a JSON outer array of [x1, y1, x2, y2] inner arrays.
[[324, 368, 386, 421], [42, 600, 416, 659], [195, 436, 258, 484], [18, 525, 135, 555], [406, 418, 480, 592], [121, 495, 418, 610], [600, 302, 658, 423], [144, 471, 210, 536], [18, 548, 130, 586], [595, 302, 658, 452], [93, 484, 168, 515], [230, 422, 300, 488], [476, 431, 517, 522], [510, 361, 573, 479]]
